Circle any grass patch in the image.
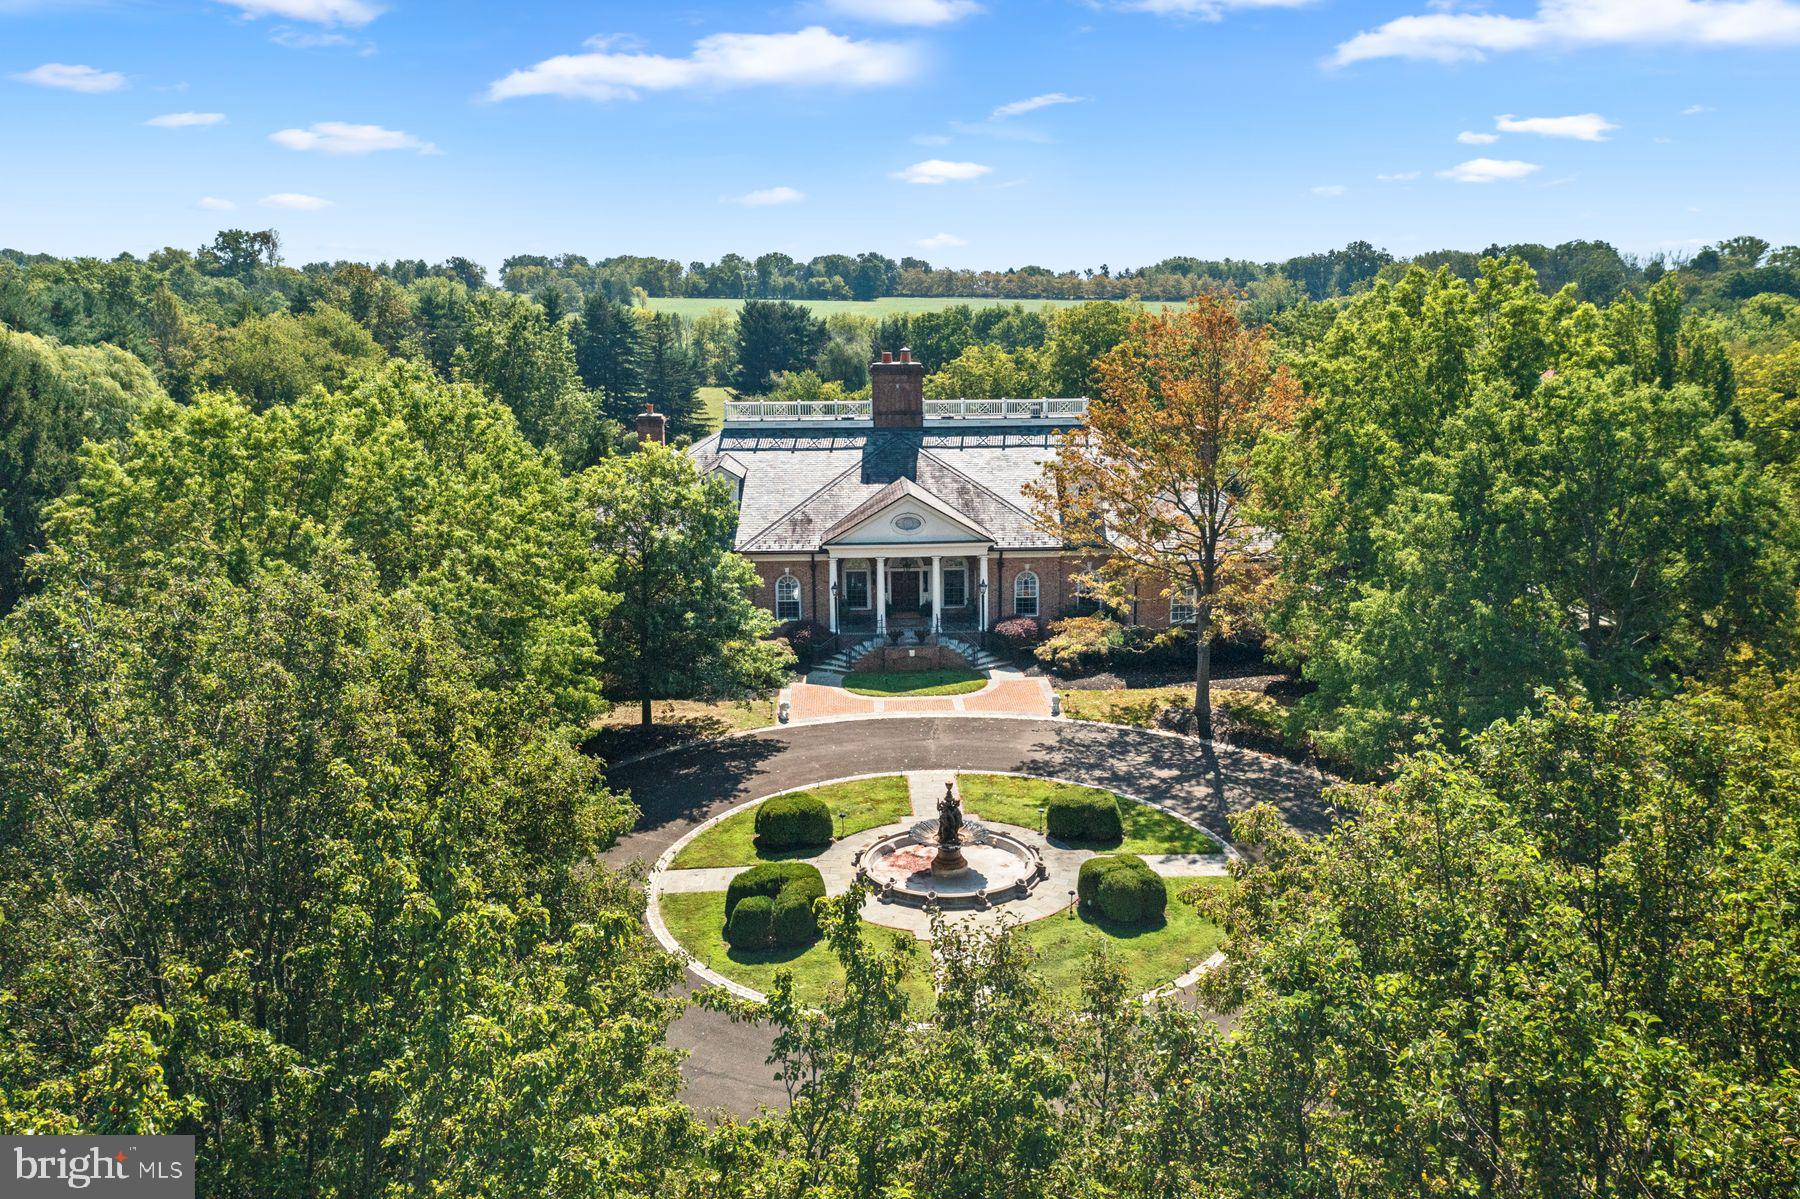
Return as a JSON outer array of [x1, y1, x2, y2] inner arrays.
[[956, 773, 1223, 855], [696, 385, 731, 433], [842, 668, 988, 697], [659, 890, 934, 1010], [670, 776, 913, 869], [1057, 685, 1191, 729], [1015, 877, 1231, 998]]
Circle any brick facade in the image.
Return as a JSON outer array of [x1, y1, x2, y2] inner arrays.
[[745, 552, 1196, 631]]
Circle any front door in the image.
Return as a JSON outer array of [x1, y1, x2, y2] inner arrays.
[[888, 568, 920, 613]]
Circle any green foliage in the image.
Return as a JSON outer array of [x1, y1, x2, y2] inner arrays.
[[1046, 788, 1123, 843], [639, 311, 704, 439], [725, 895, 775, 949], [571, 291, 644, 422], [733, 299, 826, 393], [0, 329, 162, 611], [723, 862, 825, 949], [1260, 259, 1799, 770], [455, 290, 606, 467], [196, 304, 383, 409], [1034, 615, 1127, 675], [1077, 854, 1168, 925], [588, 443, 790, 727], [752, 792, 833, 851]]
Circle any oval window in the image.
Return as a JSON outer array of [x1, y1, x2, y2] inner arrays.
[[892, 513, 925, 533]]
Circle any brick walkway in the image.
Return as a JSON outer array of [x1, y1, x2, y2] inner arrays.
[[782, 670, 1054, 722]]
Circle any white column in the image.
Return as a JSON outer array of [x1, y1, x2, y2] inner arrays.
[[930, 555, 943, 633], [979, 554, 990, 630], [874, 555, 888, 633], [828, 556, 840, 634]]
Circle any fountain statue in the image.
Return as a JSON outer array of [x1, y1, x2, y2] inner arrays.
[[932, 781, 968, 875]]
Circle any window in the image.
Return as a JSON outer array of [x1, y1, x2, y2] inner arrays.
[[1013, 570, 1039, 617], [892, 513, 924, 533], [1071, 576, 1102, 617], [842, 568, 870, 610], [775, 574, 802, 622], [942, 564, 968, 608], [1170, 583, 1197, 626]]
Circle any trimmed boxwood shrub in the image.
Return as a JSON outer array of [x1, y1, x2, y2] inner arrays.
[[724, 861, 827, 949], [726, 894, 774, 948], [1045, 788, 1122, 843], [1077, 854, 1168, 926], [753, 791, 833, 851]]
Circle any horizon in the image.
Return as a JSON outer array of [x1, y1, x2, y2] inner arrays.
[[4, 1, 1799, 273]]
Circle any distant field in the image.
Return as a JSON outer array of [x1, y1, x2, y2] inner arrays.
[[642, 296, 1179, 320]]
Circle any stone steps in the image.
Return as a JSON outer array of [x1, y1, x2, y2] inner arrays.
[[815, 634, 1007, 675]]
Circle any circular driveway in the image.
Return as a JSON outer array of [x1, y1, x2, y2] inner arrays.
[[603, 716, 1331, 1116]]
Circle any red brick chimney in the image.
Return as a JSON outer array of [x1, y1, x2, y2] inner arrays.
[[871, 347, 925, 428], [636, 402, 667, 445]]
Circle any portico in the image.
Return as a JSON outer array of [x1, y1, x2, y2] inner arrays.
[[827, 548, 992, 635]]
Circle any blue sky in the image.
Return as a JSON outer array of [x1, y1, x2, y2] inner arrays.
[[4, 0, 1798, 272]]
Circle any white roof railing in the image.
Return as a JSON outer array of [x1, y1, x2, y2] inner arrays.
[[721, 397, 1088, 423]]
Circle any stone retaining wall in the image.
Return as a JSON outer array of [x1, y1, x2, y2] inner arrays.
[[852, 644, 971, 673]]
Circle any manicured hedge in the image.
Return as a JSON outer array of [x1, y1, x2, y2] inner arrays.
[[754, 791, 833, 850], [990, 616, 1045, 655], [1046, 788, 1122, 843], [723, 861, 827, 949], [1077, 854, 1168, 926]]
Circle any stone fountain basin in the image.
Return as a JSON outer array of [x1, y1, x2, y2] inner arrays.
[[857, 825, 1046, 910]]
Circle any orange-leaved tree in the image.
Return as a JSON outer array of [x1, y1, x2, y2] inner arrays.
[[1026, 296, 1302, 739]]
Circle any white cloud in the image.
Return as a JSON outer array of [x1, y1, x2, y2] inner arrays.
[[1438, 157, 1542, 183], [213, 0, 381, 25], [918, 232, 968, 247], [821, 0, 982, 24], [990, 92, 1085, 119], [894, 158, 992, 184], [488, 26, 921, 102], [1376, 170, 1422, 181], [1496, 112, 1617, 140], [260, 192, 333, 210], [1311, 184, 1347, 196], [1457, 130, 1500, 144], [1333, 0, 1800, 66], [270, 121, 437, 154], [197, 196, 236, 211], [729, 186, 806, 206], [12, 63, 126, 93], [1120, 0, 1319, 17], [1681, 103, 1715, 114], [147, 111, 225, 127]]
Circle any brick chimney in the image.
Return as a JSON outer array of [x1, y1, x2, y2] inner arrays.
[[871, 347, 925, 428], [635, 402, 667, 445]]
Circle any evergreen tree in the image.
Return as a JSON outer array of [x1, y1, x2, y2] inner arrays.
[[572, 291, 645, 423], [639, 312, 704, 440], [733, 299, 826, 393]]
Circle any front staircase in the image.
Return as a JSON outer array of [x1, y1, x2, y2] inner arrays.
[[814, 632, 1008, 676]]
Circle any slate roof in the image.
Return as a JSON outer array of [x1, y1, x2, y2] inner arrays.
[[689, 425, 1068, 553]]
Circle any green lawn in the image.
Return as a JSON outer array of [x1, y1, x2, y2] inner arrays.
[[1015, 877, 1231, 997], [669, 776, 913, 869], [644, 296, 1185, 322], [842, 668, 988, 697], [658, 880, 1230, 1009], [955, 773, 1225, 854], [659, 890, 935, 1010], [696, 385, 730, 432], [1057, 685, 1191, 729]]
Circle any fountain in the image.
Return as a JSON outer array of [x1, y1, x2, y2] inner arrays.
[[856, 780, 1047, 909]]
